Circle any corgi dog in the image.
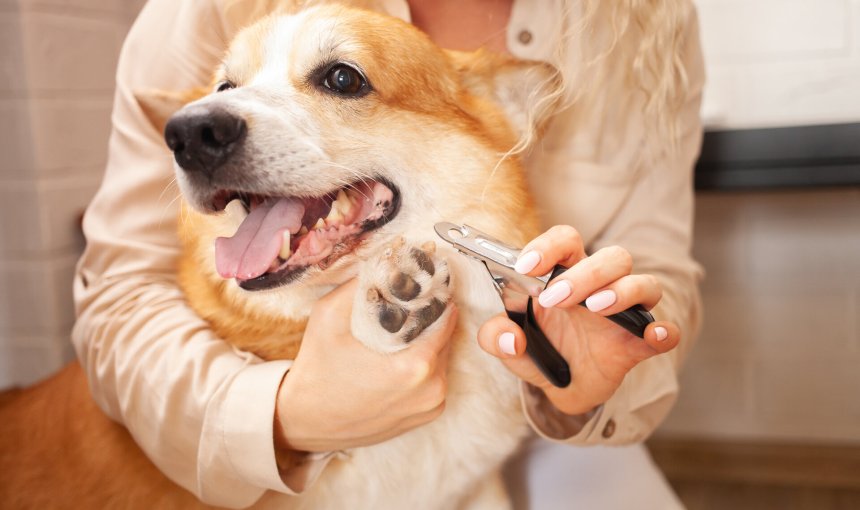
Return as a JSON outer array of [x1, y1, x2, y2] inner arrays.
[[0, 3, 558, 509]]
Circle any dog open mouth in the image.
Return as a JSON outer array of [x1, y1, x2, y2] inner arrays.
[[211, 179, 400, 291]]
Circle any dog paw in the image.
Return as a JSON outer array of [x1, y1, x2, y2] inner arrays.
[[352, 237, 451, 352]]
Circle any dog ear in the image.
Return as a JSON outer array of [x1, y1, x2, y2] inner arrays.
[[134, 87, 209, 134], [449, 50, 561, 141]]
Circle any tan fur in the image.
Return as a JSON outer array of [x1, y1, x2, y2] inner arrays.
[[0, 5, 552, 509], [0, 364, 213, 509]]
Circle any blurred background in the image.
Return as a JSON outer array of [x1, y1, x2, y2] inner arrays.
[[0, 0, 858, 508], [647, 2, 860, 507], [0, 0, 146, 383]]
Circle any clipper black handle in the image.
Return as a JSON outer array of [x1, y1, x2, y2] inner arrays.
[[506, 265, 656, 389], [600, 303, 655, 338], [504, 265, 572, 388], [506, 299, 572, 388]]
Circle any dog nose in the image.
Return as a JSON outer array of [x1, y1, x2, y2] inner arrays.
[[164, 105, 247, 176]]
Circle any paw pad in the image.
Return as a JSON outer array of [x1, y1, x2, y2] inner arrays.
[[390, 272, 421, 301], [353, 239, 452, 351]]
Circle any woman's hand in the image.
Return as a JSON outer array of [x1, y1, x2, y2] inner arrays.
[[275, 279, 457, 453], [477, 225, 680, 415]]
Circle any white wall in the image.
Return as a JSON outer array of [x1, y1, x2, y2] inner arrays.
[[0, 0, 145, 387], [696, 0, 860, 129]]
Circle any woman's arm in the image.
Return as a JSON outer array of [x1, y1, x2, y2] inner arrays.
[[477, 4, 706, 444], [72, 1, 308, 505]]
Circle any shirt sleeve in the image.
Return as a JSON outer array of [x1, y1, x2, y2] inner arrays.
[[71, 0, 331, 505], [522, 5, 706, 445]]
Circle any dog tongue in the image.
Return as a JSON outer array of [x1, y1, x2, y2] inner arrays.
[[215, 198, 305, 280]]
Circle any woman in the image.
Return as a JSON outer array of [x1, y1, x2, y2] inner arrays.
[[73, 0, 703, 506]]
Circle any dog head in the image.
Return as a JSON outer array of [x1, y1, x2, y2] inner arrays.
[[145, 4, 557, 306]]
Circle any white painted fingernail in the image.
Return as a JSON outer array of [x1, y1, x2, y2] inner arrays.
[[498, 332, 517, 355], [655, 326, 668, 342], [538, 280, 572, 308], [585, 290, 616, 312], [514, 251, 541, 274]]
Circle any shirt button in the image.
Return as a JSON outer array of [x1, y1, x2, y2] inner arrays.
[[602, 419, 616, 439], [518, 29, 533, 45]]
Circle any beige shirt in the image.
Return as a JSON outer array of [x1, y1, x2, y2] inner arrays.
[[72, 0, 704, 507]]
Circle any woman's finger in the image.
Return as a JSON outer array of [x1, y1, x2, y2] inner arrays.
[[476, 314, 527, 358], [476, 314, 557, 388], [583, 273, 663, 316], [415, 304, 459, 353], [537, 245, 634, 308], [643, 321, 680, 355], [396, 401, 447, 432], [401, 305, 458, 378], [514, 225, 587, 276]]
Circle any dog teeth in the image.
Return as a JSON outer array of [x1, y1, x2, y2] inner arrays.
[[314, 218, 326, 230], [326, 202, 344, 224], [224, 198, 248, 224], [279, 231, 292, 260], [337, 189, 353, 208], [325, 189, 354, 225], [299, 226, 309, 235], [325, 210, 343, 225]]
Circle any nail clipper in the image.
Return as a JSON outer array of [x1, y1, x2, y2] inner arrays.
[[434, 222, 654, 388]]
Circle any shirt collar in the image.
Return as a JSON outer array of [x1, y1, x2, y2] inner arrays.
[[507, 0, 565, 63]]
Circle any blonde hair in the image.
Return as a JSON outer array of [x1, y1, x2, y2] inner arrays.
[[555, 0, 693, 142], [487, 0, 696, 162]]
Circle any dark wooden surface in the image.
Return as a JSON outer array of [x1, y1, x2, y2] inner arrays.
[[648, 437, 860, 510], [671, 480, 860, 510]]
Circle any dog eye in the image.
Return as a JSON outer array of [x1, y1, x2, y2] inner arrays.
[[215, 81, 236, 93], [321, 64, 368, 96]]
